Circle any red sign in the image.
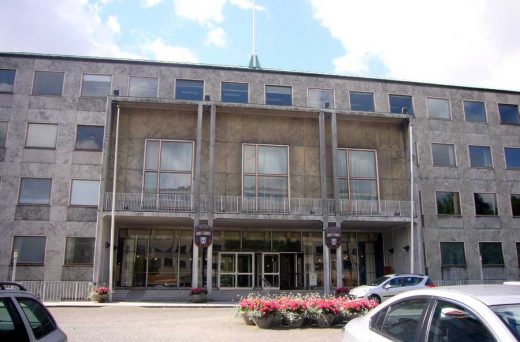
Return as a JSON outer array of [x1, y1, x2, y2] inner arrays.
[[195, 224, 213, 248], [326, 225, 341, 249]]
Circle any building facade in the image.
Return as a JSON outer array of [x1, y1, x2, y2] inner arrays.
[[0, 53, 519, 295]]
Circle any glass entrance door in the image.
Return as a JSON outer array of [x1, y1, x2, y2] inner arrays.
[[262, 253, 280, 289], [218, 252, 254, 289]]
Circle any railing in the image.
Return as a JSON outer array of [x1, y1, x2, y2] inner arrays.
[[17, 281, 93, 302], [338, 199, 411, 217], [213, 197, 323, 215], [105, 193, 193, 212], [435, 279, 504, 287]]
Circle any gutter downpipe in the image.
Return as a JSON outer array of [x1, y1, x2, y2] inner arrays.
[[109, 105, 120, 301], [409, 122, 414, 273]]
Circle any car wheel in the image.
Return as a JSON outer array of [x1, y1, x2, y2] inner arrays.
[[368, 294, 381, 304]]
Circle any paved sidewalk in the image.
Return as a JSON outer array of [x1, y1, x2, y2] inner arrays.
[[44, 300, 236, 308]]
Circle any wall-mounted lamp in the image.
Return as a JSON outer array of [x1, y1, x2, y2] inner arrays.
[[324, 102, 330, 109], [403, 245, 410, 252], [204, 95, 210, 101], [387, 248, 394, 254], [113, 89, 120, 96], [105, 242, 110, 248]]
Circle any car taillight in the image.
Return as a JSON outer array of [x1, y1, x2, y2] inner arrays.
[[425, 279, 436, 287]]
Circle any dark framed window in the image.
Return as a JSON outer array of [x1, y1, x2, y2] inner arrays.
[[338, 149, 379, 200], [129, 76, 158, 98], [12, 236, 46, 265], [265, 85, 292, 106], [308, 88, 334, 109], [0, 121, 8, 147], [65, 237, 94, 265], [32, 71, 64, 96], [75, 125, 104, 151], [431, 143, 456, 166], [175, 79, 204, 101], [221, 82, 248, 103], [464, 100, 486, 122], [440, 242, 466, 266], [468, 145, 492, 168], [81, 74, 111, 97], [474, 193, 498, 216], [0, 69, 15, 93], [19, 178, 52, 205], [25, 123, 58, 149], [498, 104, 520, 125], [389, 95, 413, 115], [436, 192, 461, 215], [350, 91, 374, 112], [511, 194, 520, 217], [427, 97, 451, 119], [505, 147, 520, 169], [479, 242, 504, 266], [70, 180, 100, 206], [243, 144, 289, 198], [517, 242, 520, 267]]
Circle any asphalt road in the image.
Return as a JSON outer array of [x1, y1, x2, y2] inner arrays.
[[49, 307, 343, 342]]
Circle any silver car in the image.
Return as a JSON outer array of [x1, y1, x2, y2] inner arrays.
[[0, 281, 67, 341], [343, 284, 520, 342]]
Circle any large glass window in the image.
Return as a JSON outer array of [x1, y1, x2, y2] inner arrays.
[[377, 298, 428, 340], [389, 95, 414, 115], [511, 194, 520, 217], [350, 91, 374, 112], [440, 242, 466, 266], [265, 85, 292, 106], [12, 236, 46, 264], [464, 100, 487, 122], [479, 242, 504, 266], [70, 180, 100, 206], [243, 144, 288, 198], [499, 104, 520, 125], [474, 193, 498, 216], [75, 125, 104, 151], [469, 145, 492, 168], [431, 143, 456, 166], [505, 147, 520, 169], [221, 82, 248, 103], [129, 76, 158, 98], [436, 191, 461, 215], [308, 88, 334, 109], [19, 178, 52, 205], [32, 71, 64, 96], [0, 69, 15, 93], [338, 149, 378, 200], [175, 79, 204, 101], [81, 74, 111, 97], [65, 237, 94, 265], [25, 123, 58, 149], [427, 97, 451, 119]]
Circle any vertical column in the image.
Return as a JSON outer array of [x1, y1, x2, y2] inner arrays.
[[409, 122, 415, 273], [192, 103, 203, 288], [207, 104, 216, 296], [319, 112, 330, 295], [108, 105, 120, 301], [330, 112, 343, 289]]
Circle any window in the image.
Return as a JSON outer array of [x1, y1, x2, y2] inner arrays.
[[12, 236, 46, 264], [427, 97, 451, 119], [265, 85, 292, 106], [129, 76, 158, 98], [338, 149, 379, 200], [389, 95, 414, 115], [440, 242, 466, 266], [221, 82, 248, 103], [511, 194, 520, 217], [0, 69, 15, 93], [65, 237, 94, 265], [17, 298, 57, 339], [32, 71, 64, 96], [143, 140, 193, 195], [431, 143, 456, 166], [464, 100, 486, 122], [0, 298, 29, 341], [436, 192, 461, 215], [479, 242, 504, 266], [376, 298, 428, 340], [505, 147, 520, 169], [0, 121, 7, 147], [81, 74, 111, 97], [70, 180, 100, 206], [517, 243, 520, 267], [75, 125, 104, 151], [350, 91, 374, 112], [19, 178, 52, 205], [175, 79, 204, 101], [308, 88, 334, 109], [498, 104, 520, 125], [243, 144, 289, 198], [25, 123, 58, 149], [468, 145, 492, 168], [474, 193, 498, 216]]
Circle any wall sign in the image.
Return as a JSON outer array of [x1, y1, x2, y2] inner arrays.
[[326, 224, 341, 249], [195, 224, 213, 248]]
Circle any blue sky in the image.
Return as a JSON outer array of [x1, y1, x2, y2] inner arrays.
[[1, 0, 519, 90]]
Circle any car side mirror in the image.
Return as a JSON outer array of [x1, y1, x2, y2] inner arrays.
[[383, 284, 391, 290]]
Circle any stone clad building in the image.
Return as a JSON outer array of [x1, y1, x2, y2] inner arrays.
[[0, 53, 519, 298]]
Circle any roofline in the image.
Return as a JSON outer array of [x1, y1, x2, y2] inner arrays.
[[1, 52, 520, 95]]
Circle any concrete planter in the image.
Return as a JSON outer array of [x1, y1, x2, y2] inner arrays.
[[191, 294, 207, 303]]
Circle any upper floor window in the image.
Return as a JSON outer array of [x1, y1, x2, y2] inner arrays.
[[65, 237, 94, 265], [505, 147, 520, 170], [468, 145, 492, 168], [75, 125, 104, 151], [338, 149, 378, 200], [431, 143, 456, 166], [12, 236, 46, 265], [143, 140, 193, 195], [349, 91, 374, 112], [25, 123, 58, 149], [0, 69, 15, 93], [511, 194, 520, 217], [221, 82, 248, 103], [479, 242, 504, 266], [474, 193, 498, 216], [0, 121, 7, 147], [70, 180, 100, 206], [498, 104, 520, 125], [440, 242, 466, 266], [19, 178, 52, 205], [389, 95, 413, 115], [265, 85, 292, 106], [129, 76, 158, 98], [175, 79, 204, 101], [436, 191, 461, 215], [308, 88, 334, 109], [81, 74, 111, 97], [32, 71, 64, 96], [464, 100, 487, 123], [243, 144, 288, 198], [427, 97, 451, 120]]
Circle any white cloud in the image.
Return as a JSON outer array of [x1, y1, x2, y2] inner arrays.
[[174, 0, 227, 26], [141, 0, 163, 7], [310, 0, 520, 90], [107, 15, 121, 34], [144, 38, 198, 62], [205, 27, 227, 47], [229, 0, 266, 11]]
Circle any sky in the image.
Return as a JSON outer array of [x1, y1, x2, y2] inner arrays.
[[1, 0, 520, 91]]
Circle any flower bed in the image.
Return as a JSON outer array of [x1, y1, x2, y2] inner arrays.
[[236, 292, 378, 329]]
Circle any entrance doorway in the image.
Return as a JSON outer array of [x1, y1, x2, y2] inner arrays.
[[280, 253, 304, 290]]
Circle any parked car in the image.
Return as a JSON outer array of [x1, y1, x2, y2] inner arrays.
[[342, 284, 520, 342], [349, 274, 435, 303], [0, 281, 67, 341]]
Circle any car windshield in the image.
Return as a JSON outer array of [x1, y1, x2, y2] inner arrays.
[[370, 276, 391, 286], [492, 304, 520, 340]]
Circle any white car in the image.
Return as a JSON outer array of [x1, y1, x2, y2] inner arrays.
[[343, 284, 520, 342]]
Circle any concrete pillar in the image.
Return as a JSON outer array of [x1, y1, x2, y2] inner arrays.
[[319, 112, 330, 295], [330, 111, 343, 289], [206, 104, 216, 296], [192, 103, 203, 288]]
